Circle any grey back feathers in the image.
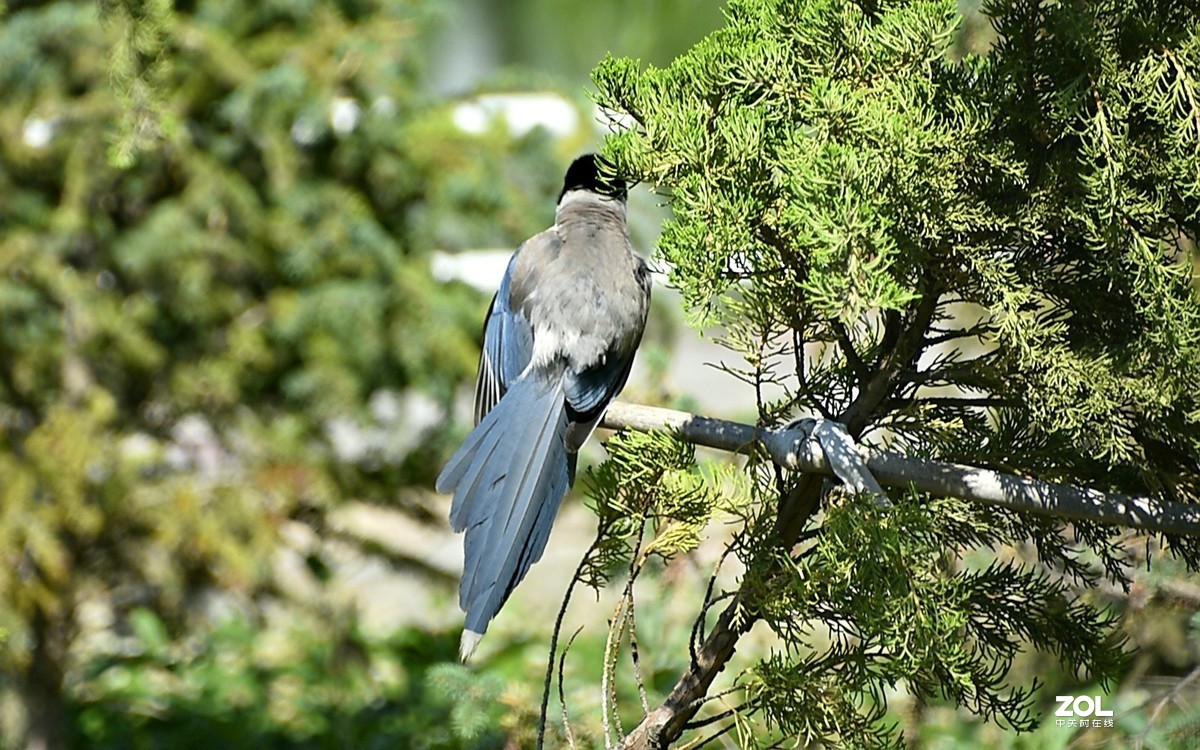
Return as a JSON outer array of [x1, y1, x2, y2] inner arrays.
[[437, 154, 650, 660]]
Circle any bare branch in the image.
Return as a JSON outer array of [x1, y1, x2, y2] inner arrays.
[[600, 400, 1200, 543], [899, 362, 998, 390], [833, 321, 871, 384], [922, 323, 998, 347]]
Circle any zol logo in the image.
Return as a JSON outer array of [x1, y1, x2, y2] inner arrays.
[[1055, 695, 1114, 717], [1054, 695, 1115, 729]]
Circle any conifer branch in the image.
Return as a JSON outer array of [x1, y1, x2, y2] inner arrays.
[[1162, 48, 1200, 148], [594, 2, 1200, 746], [600, 401, 1200, 537], [603, 398, 1200, 748]]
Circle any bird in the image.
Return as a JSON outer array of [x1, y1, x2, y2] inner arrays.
[[436, 153, 652, 661]]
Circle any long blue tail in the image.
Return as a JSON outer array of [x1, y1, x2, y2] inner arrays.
[[436, 376, 570, 657]]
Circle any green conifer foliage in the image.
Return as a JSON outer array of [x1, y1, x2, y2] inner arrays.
[[0, 1, 560, 747], [587, 0, 1200, 745]]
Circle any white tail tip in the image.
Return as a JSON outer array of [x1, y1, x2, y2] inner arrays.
[[459, 630, 483, 662]]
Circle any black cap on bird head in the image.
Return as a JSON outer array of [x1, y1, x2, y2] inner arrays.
[[559, 153, 627, 203]]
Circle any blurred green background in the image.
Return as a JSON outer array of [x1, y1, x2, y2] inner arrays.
[[0, 1, 723, 748], [1, 1, 1199, 748]]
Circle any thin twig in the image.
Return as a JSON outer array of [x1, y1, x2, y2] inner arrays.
[[686, 718, 738, 750], [1131, 664, 1200, 750], [602, 602, 621, 749], [792, 326, 834, 420], [684, 705, 746, 733], [604, 525, 647, 747], [628, 594, 651, 714], [691, 530, 741, 662], [539, 533, 605, 750], [559, 626, 585, 750], [682, 688, 751, 722]]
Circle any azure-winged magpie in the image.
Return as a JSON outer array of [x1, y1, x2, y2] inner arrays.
[[437, 154, 651, 661]]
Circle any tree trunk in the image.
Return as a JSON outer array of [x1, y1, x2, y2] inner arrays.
[[20, 609, 68, 750]]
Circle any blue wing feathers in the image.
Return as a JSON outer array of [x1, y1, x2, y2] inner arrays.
[[469, 380, 567, 632], [565, 352, 637, 418], [437, 394, 507, 496], [443, 375, 569, 636], [493, 395, 565, 562], [446, 419, 505, 532], [474, 251, 534, 424]]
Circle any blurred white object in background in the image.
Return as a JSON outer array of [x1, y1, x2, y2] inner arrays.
[[23, 116, 57, 149], [329, 96, 362, 135], [451, 92, 579, 138], [430, 249, 514, 290]]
